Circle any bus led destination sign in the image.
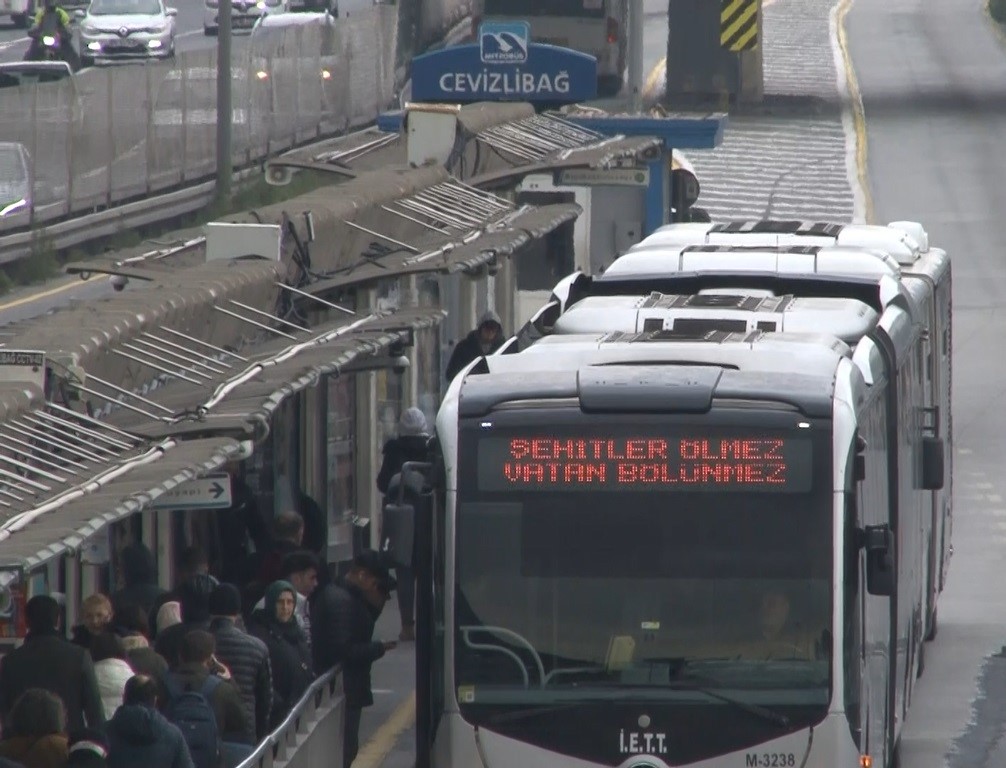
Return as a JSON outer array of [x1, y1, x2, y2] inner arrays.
[[476, 434, 813, 493]]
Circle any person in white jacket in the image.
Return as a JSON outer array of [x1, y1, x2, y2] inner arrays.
[[90, 632, 136, 720]]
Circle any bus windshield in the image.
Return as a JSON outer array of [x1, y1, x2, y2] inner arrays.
[[454, 414, 832, 761], [483, 0, 606, 18]]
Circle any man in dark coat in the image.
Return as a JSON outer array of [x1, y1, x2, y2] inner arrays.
[[0, 595, 105, 734], [445, 309, 504, 381], [207, 583, 272, 744], [112, 543, 167, 619], [107, 675, 193, 768], [310, 550, 397, 768], [149, 547, 216, 640], [154, 575, 216, 668]]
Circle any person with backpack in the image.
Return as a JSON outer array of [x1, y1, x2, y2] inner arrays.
[[160, 631, 248, 768], [107, 675, 193, 768]]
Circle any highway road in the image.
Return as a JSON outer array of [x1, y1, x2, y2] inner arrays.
[[0, 0, 234, 61], [847, 0, 1006, 766]]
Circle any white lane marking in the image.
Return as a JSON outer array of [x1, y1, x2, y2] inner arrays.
[[0, 36, 29, 51]]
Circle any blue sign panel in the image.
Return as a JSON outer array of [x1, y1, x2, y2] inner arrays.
[[411, 22, 598, 104]]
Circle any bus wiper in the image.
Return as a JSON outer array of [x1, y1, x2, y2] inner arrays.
[[486, 699, 614, 725], [668, 680, 791, 728]]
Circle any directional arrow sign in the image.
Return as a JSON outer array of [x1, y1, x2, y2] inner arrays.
[[152, 473, 233, 511]]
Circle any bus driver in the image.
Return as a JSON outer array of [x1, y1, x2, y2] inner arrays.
[[745, 591, 824, 661]]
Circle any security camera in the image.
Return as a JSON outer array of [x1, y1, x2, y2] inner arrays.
[[265, 164, 294, 187], [392, 355, 410, 375], [110, 274, 129, 292]]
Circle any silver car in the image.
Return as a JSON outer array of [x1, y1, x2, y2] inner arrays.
[[76, 0, 177, 65]]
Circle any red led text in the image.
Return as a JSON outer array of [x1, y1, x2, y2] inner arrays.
[[500, 437, 791, 488]]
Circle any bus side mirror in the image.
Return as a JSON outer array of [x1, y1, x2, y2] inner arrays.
[[921, 436, 944, 490], [864, 524, 894, 597]]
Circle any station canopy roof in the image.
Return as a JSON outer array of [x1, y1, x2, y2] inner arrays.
[[0, 302, 444, 575]]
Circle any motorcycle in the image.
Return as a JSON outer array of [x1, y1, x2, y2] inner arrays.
[[24, 22, 82, 71]]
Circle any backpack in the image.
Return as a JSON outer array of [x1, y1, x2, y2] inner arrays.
[[163, 673, 222, 768]]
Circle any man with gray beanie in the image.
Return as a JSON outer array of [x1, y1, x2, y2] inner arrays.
[[376, 407, 431, 641], [445, 309, 504, 381]]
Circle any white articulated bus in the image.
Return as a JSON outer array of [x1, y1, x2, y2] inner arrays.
[[520, 222, 952, 646], [421, 317, 945, 768], [588, 220, 955, 644]]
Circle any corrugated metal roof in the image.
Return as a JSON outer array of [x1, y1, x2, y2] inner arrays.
[[300, 202, 583, 294], [0, 437, 242, 573]]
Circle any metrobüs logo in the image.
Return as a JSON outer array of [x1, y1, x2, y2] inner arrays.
[[479, 21, 530, 64]]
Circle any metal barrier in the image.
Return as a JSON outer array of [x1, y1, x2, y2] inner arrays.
[[237, 666, 346, 768], [0, 6, 398, 234]]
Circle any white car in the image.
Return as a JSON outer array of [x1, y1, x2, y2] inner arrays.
[[204, 0, 288, 36], [76, 0, 177, 65]]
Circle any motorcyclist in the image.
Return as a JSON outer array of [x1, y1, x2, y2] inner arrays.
[[25, 0, 80, 69]]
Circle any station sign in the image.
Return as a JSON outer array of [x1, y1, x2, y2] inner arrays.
[[411, 21, 598, 104], [0, 348, 45, 390], [558, 167, 651, 187], [152, 472, 233, 510]]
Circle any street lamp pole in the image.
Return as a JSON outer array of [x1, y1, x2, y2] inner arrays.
[[216, 0, 233, 201], [628, 0, 645, 112]]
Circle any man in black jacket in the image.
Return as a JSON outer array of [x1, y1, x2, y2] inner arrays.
[[155, 575, 216, 668], [0, 595, 105, 734], [207, 583, 272, 744], [112, 543, 167, 620], [310, 551, 397, 767], [445, 309, 505, 381]]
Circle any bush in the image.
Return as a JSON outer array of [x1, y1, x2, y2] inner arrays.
[[992, 0, 1006, 24]]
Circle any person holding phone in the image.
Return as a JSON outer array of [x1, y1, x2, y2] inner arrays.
[[310, 550, 397, 767]]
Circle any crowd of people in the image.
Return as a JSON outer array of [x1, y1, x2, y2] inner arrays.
[[0, 379, 458, 768], [0, 535, 401, 768]]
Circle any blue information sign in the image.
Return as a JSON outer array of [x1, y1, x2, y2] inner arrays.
[[411, 21, 599, 104]]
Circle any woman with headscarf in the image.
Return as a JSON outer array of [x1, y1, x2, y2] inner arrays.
[[248, 581, 314, 728], [155, 601, 182, 637]]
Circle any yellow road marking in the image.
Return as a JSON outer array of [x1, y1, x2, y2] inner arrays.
[[351, 692, 417, 768], [835, 0, 875, 223], [644, 0, 779, 103], [0, 275, 104, 313]]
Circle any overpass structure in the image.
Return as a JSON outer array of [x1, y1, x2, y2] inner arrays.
[[0, 97, 724, 768]]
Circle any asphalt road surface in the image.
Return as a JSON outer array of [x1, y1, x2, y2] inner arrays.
[[847, 0, 1006, 766]]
